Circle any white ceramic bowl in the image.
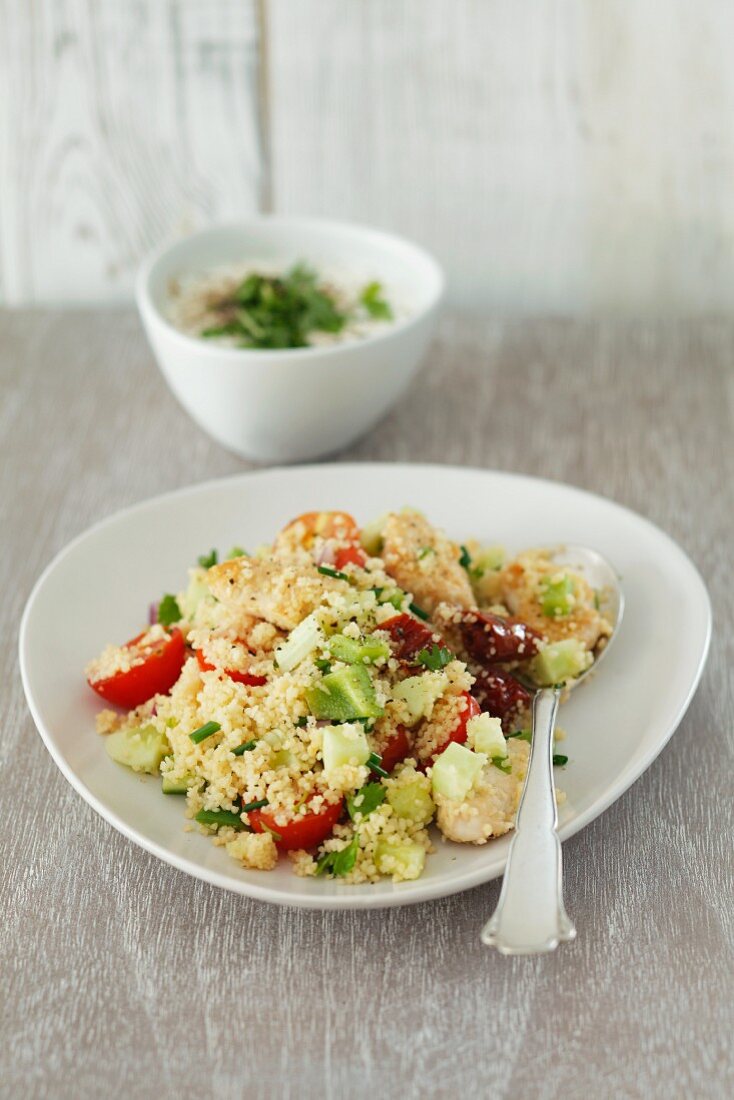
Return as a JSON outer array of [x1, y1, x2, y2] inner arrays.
[[136, 219, 444, 462]]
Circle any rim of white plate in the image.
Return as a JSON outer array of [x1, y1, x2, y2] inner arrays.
[[19, 464, 712, 909]]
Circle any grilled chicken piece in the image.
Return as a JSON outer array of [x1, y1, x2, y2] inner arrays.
[[380, 510, 474, 614], [435, 739, 530, 844], [206, 556, 345, 631]]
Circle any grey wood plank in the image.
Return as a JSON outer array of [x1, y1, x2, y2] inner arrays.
[[1, 309, 732, 1098], [0, 1, 264, 304], [267, 0, 734, 316]]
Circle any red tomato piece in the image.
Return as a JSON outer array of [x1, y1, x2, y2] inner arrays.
[[87, 628, 185, 709], [458, 609, 541, 665], [333, 544, 367, 570], [194, 648, 267, 687], [249, 797, 344, 851], [423, 692, 481, 767], [470, 668, 532, 728], [380, 614, 442, 663], [379, 725, 412, 772]]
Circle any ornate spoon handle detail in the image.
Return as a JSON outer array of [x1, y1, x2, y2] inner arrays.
[[481, 687, 576, 954]]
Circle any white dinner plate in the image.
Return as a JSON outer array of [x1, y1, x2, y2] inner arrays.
[[20, 464, 711, 909]]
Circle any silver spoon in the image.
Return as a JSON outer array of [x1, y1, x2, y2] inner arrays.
[[480, 545, 624, 955]]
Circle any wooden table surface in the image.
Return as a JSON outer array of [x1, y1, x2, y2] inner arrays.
[[2, 309, 732, 1099]]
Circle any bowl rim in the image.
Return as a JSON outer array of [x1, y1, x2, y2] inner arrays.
[[135, 215, 446, 364]]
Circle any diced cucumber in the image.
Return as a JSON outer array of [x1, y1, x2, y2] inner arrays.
[[391, 672, 448, 726], [105, 725, 170, 775], [467, 713, 507, 758], [530, 638, 591, 686], [540, 574, 575, 617], [305, 664, 384, 721], [374, 837, 426, 880], [275, 612, 323, 672], [328, 634, 389, 665], [431, 742, 486, 801], [179, 569, 211, 621], [471, 545, 506, 576], [322, 724, 371, 771], [161, 772, 196, 794], [360, 513, 388, 556], [386, 778, 435, 824]]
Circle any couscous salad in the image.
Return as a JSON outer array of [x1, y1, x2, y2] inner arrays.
[[85, 510, 611, 884]]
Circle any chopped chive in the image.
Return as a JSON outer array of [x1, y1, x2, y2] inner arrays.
[[294, 716, 309, 728], [553, 754, 568, 767], [367, 752, 389, 778], [409, 602, 430, 622], [190, 721, 221, 744], [232, 739, 257, 756], [459, 545, 472, 569], [317, 565, 349, 581], [195, 809, 245, 829], [241, 798, 269, 813], [507, 728, 532, 742]]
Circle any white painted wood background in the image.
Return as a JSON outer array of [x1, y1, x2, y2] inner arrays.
[[4, 0, 734, 313]]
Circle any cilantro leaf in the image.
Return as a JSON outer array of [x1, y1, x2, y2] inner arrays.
[[416, 643, 453, 671], [316, 833, 360, 877], [360, 281, 393, 320], [198, 549, 218, 569], [347, 783, 386, 821], [553, 754, 569, 767], [459, 545, 472, 569], [157, 594, 181, 627]]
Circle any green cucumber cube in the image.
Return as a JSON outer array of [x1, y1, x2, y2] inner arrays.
[[374, 838, 426, 880], [106, 725, 170, 775], [530, 639, 591, 686], [431, 742, 486, 801], [467, 713, 507, 758], [540, 574, 575, 617], [386, 778, 435, 824], [322, 724, 371, 772], [161, 772, 196, 794], [306, 664, 384, 721], [391, 672, 448, 726]]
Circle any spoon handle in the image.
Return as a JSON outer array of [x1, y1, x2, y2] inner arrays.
[[480, 687, 576, 954]]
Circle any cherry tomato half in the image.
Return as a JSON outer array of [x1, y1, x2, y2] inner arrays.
[[249, 797, 344, 851], [423, 692, 481, 767], [379, 725, 412, 772], [194, 648, 267, 687], [87, 629, 185, 709], [284, 511, 360, 549], [333, 544, 368, 571]]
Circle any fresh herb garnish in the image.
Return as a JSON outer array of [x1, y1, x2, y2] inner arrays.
[[347, 782, 386, 821], [190, 721, 221, 744], [416, 643, 453, 671], [507, 728, 532, 742], [409, 602, 430, 622], [360, 281, 393, 321], [198, 264, 391, 351], [198, 549, 218, 569], [459, 545, 472, 569], [294, 716, 309, 728], [367, 751, 389, 778], [317, 565, 349, 582], [232, 740, 257, 756], [314, 658, 332, 674], [195, 809, 245, 829], [417, 546, 435, 560], [553, 754, 569, 767], [492, 756, 512, 774], [157, 593, 181, 628], [316, 833, 360, 877], [227, 546, 247, 559], [241, 798, 269, 813]]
